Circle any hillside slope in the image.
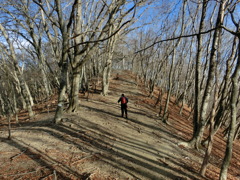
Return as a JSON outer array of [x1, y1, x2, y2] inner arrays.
[[0, 70, 239, 180]]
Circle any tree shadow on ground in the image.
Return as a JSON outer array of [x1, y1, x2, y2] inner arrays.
[[0, 136, 83, 180], [3, 110, 204, 180]]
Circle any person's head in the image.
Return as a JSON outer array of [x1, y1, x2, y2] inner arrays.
[[122, 94, 124, 97]]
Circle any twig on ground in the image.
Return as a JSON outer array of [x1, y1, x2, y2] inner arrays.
[[71, 154, 93, 165], [68, 152, 74, 165], [0, 166, 47, 178], [0, 169, 38, 177], [10, 149, 27, 161], [40, 169, 57, 180], [71, 153, 100, 165], [157, 158, 169, 166]]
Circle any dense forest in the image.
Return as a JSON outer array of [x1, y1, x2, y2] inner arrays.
[[0, 0, 239, 179]]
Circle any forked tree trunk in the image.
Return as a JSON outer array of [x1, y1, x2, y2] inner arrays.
[[54, 63, 68, 123], [54, 0, 72, 123], [66, 0, 83, 112]]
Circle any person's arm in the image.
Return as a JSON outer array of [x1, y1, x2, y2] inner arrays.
[[118, 97, 121, 103]]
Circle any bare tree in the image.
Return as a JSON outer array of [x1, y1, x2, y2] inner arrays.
[[184, 0, 227, 149], [219, 3, 240, 179], [0, 23, 34, 118]]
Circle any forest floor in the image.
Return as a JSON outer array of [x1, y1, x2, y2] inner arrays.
[[0, 70, 240, 180]]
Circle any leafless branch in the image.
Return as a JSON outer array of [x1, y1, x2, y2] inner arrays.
[[135, 27, 221, 53], [10, 148, 27, 161]]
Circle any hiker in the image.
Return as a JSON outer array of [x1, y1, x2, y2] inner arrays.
[[118, 94, 128, 118]]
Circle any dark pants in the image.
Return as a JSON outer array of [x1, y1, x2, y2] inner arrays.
[[121, 104, 128, 118]]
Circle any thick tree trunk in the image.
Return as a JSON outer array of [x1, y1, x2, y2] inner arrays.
[[102, 59, 112, 96], [24, 82, 34, 106], [67, 67, 81, 112], [54, 63, 68, 123], [19, 77, 34, 118], [54, 0, 72, 123], [102, 24, 116, 96]]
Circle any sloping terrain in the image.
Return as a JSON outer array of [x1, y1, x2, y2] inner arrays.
[[0, 70, 239, 180]]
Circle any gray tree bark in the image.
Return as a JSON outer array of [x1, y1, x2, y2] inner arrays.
[[220, 41, 240, 180], [189, 0, 226, 149]]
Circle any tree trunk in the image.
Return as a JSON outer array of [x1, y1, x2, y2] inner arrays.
[[102, 59, 112, 96], [179, 41, 194, 115], [67, 66, 81, 112], [192, 0, 208, 141], [213, 37, 237, 133], [163, 48, 175, 123], [54, 0, 72, 123], [102, 24, 116, 96], [200, 77, 218, 176], [189, 0, 225, 149], [12, 89, 19, 123], [0, 23, 34, 118], [40, 62, 51, 98], [54, 62, 68, 123], [219, 38, 240, 180], [0, 94, 5, 116], [7, 114, 12, 140]]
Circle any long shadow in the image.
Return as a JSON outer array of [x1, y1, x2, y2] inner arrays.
[[87, 100, 153, 119], [57, 117, 202, 179], [0, 137, 82, 180], [16, 118, 202, 179], [80, 101, 157, 124], [84, 93, 157, 119], [58, 122, 200, 179], [9, 101, 202, 179], [79, 103, 181, 142], [64, 117, 168, 156]]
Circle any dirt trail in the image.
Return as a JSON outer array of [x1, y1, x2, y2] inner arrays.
[[0, 70, 239, 180]]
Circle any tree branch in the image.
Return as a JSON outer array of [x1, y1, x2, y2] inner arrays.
[[135, 27, 226, 53], [68, 19, 131, 50]]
